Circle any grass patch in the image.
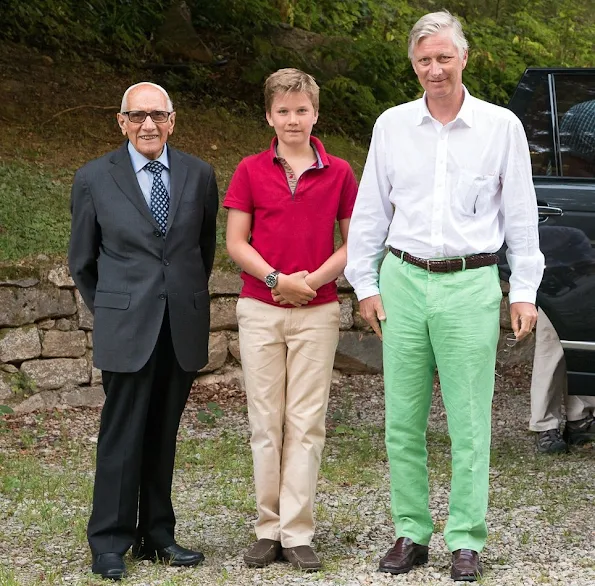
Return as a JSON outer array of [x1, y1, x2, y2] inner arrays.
[[0, 161, 72, 261]]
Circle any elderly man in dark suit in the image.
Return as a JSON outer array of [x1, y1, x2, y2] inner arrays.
[[68, 81, 218, 580]]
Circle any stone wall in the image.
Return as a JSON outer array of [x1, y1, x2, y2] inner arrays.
[[0, 265, 531, 412]]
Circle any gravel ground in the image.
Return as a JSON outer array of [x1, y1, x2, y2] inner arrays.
[[0, 366, 593, 586]]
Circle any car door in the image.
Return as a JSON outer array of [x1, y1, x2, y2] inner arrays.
[[507, 68, 595, 396]]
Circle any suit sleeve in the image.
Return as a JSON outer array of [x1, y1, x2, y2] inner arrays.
[[200, 166, 219, 280], [68, 169, 101, 313]]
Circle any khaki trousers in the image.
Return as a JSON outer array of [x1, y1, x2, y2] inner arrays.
[[236, 297, 340, 548], [529, 308, 595, 431]]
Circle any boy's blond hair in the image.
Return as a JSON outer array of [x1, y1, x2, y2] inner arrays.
[[264, 68, 320, 113]]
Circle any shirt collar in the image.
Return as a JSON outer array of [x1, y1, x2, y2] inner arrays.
[[416, 85, 474, 128], [127, 141, 170, 173], [269, 135, 329, 168]]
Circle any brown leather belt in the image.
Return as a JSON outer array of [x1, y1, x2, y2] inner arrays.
[[389, 247, 499, 273]]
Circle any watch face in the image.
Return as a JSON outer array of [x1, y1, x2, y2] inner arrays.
[[265, 271, 278, 288]]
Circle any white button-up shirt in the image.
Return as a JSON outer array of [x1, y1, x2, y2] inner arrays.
[[345, 88, 545, 304]]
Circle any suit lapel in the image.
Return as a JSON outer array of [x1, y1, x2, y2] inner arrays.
[[109, 142, 160, 231], [167, 147, 188, 233]]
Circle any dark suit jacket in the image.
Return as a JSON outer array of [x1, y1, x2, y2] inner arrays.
[[68, 142, 218, 373]]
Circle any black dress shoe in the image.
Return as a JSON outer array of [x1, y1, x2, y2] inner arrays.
[[132, 542, 204, 567], [91, 552, 127, 581]]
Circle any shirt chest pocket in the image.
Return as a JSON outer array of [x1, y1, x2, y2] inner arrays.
[[455, 171, 500, 217]]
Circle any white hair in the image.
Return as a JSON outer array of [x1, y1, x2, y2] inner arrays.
[[120, 82, 174, 112], [408, 10, 468, 60]]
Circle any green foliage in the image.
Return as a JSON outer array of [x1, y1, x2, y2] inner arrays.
[[3, 1, 594, 137], [0, 405, 14, 415], [0, 162, 71, 262], [1, 0, 169, 58], [9, 371, 37, 398], [197, 401, 224, 425]]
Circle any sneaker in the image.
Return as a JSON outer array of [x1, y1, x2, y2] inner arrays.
[[564, 415, 595, 445], [536, 428, 567, 453]]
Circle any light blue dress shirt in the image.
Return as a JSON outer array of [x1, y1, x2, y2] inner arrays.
[[127, 142, 171, 207]]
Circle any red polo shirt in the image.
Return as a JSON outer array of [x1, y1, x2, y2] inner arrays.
[[223, 136, 358, 307]]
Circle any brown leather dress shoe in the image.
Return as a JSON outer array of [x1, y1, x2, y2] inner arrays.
[[244, 539, 282, 567], [378, 537, 429, 574], [451, 549, 483, 581], [282, 545, 322, 571]]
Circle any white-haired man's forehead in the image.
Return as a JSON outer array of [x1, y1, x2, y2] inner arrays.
[[121, 82, 173, 112]]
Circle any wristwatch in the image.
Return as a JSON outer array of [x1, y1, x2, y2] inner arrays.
[[264, 270, 280, 288]]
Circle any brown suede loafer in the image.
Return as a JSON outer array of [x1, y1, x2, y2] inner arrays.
[[451, 549, 483, 582], [378, 537, 429, 574], [244, 539, 282, 567], [282, 545, 322, 571]]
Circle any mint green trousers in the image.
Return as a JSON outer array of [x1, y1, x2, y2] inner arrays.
[[379, 252, 501, 552]]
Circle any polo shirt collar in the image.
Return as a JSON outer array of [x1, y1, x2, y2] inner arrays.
[[269, 135, 329, 168], [128, 141, 170, 173], [416, 85, 474, 128]]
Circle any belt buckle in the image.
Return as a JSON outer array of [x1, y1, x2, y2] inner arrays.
[[426, 259, 431, 272]]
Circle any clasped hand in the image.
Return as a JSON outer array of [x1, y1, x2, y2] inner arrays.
[[271, 271, 317, 307]]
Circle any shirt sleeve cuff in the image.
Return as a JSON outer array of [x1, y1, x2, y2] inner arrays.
[[508, 288, 537, 305], [354, 286, 381, 302]]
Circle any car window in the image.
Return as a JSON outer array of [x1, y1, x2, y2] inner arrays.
[[508, 70, 555, 176], [555, 74, 595, 179]]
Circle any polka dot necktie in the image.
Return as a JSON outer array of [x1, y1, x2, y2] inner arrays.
[[145, 160, 169, 235]]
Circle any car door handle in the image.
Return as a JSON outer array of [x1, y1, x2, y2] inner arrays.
[[537, 206, 563, 217]]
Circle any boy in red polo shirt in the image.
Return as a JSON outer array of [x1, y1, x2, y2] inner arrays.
[[224, 68, 358, 571]]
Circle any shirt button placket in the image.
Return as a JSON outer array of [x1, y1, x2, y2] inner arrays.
[[431, 128, 449, 252]]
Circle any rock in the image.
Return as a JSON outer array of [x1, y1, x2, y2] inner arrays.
[[228, 332, 241, 362], [209, 269, 243, 295], [55, 318, 73, 331], [20, 358, 89, 390], [86, 332, 93, 348], [500, 296, 511, 329], [47, 266, 75, 288], [331, 369, 342, 383], [0, 325, 41, 363], [1, 364, 18, 374], [0, 278, 39, 288], [41, 330, 87, 358], [0, 372, 13, 400], [196, 366, 244, 390], [75, 290, 94, 330], [336, 274, 353, 292], [500, 279, 510, 294], [334, 331, 382, 374], [199, 332, 229, 373], [339, 296, 354, 330], [13, 390, 58, 413], [38, 319, 55, 330], [91, 366, 102, 386], [0, 287, 76, 327], [59, 386, 104, 408], [210, 297, 238, 331], [36, 254, 49, 262]]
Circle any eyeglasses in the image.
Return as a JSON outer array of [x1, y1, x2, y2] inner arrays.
[[495, 333, 519, 377], [122, 110, 172, 124]]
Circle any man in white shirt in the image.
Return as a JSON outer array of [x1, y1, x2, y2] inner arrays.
[[345, 11, 544, 582]]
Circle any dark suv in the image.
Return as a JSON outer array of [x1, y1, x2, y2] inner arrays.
[[504, 67, 595, 396]]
